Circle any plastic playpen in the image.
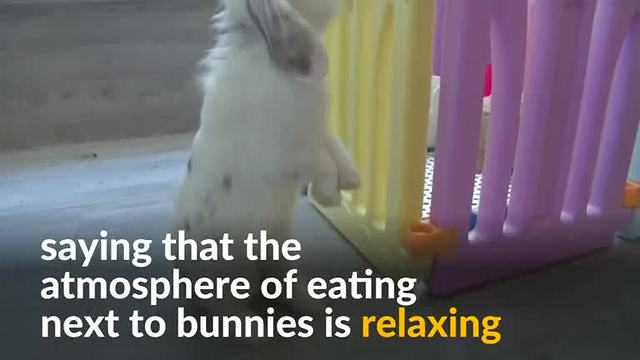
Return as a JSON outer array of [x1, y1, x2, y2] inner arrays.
[[315, 0, 640, 295]]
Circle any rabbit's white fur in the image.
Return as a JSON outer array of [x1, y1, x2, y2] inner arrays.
[[173, 0, 358, 314]]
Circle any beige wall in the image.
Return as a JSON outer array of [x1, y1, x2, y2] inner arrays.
[[0, 0, 216, 151]]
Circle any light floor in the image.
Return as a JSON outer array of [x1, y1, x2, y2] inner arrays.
[[1, 135, 639, 359]]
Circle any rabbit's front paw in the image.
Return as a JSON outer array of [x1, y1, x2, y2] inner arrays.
[[309, 181, 341, 207], [338, 165, 361, 191]]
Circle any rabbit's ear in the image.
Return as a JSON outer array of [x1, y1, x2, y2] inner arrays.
[[246, 0, 327, 78]]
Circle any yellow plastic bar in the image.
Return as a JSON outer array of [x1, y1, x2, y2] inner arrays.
[[316, 0, 436, 278]]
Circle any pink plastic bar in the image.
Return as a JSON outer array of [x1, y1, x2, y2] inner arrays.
[[430, 0, 491, 241], [589, 15, 640, 213], [505, 0, 567, 233], [547, 1, 597, 217], [563, 0, 639, 220], [535, 1, 596, 220], [474, 0, 527, 241]]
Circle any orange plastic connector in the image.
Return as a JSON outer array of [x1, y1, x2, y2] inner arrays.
[[623, 181, 640, 208], [406, 221, 459, 259]]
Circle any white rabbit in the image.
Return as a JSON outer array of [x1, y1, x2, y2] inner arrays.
[[173, 0, 360, 316]]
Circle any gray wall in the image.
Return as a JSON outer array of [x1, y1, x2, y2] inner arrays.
[[0, 0, 216, 151]]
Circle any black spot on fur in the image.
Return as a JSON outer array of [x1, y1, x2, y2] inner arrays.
[[223, 174, 232, 192]]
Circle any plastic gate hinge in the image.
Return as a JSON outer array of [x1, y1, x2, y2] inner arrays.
[[406, 221, 459, 258], [623, 181, 640, 208]]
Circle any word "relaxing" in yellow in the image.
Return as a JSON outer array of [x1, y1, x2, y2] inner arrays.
[[362, 307, 502, 345]]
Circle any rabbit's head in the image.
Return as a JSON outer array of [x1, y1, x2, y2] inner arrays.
[[220, 0, 339, 78]]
